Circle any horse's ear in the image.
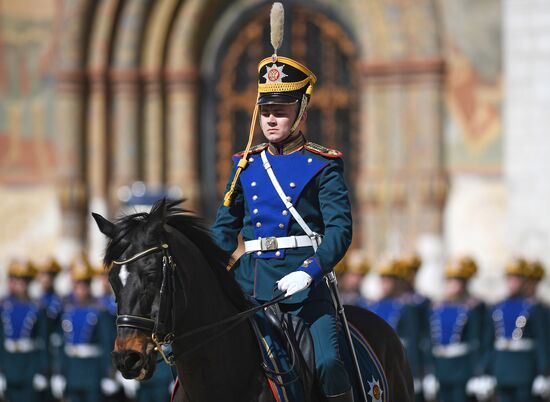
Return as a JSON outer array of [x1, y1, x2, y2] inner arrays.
[[149, 198, 167, 223], [92, 213, 115, 238]]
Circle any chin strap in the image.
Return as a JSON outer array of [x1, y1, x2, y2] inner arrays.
[[223, 95, 260, 207]]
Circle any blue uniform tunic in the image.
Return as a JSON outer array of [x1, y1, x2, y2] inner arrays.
[[0, 295, 48, 402], [211, 138, 353, 396], [428, 299, 485, 402], [58, 297, 114, 402], [484, 296, 549, 402], [359, 295, 422, 380]]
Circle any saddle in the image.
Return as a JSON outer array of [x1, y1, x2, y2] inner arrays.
[[249, 301, 317, 402]]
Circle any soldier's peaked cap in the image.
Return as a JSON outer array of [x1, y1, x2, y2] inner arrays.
[[257, 56, 317, 105]]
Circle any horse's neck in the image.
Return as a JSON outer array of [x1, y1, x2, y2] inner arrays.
[[173, 255, 264, 402]]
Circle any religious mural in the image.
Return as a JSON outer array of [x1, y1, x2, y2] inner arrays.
[[0, 0, 61, 183], [440, 0, 503, 173]]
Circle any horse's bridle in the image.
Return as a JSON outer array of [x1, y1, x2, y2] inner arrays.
[[112, 243, 178, 365], [111, 238, 291, 365]]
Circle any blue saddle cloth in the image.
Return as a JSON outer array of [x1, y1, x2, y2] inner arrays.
[[251, 309, 388, 402]]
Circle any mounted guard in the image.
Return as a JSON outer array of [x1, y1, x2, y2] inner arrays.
[[212, 2, 360, 400]]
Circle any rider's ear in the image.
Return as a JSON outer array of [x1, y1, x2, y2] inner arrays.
[[92, 213, 115, 238]]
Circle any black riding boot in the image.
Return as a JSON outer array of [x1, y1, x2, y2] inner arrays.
[[324, 389, 354, 402]]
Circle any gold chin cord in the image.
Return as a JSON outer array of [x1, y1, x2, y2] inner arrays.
[[222, 80, 314, 207], [223, 95, 260, 207]]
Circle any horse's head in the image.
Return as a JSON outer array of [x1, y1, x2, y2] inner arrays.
[[92, 200, 179, 380]]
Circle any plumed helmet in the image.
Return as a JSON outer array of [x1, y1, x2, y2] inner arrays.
[[8, 259, 36, 279], [445, 256, 478, 280], [505, 257, 531, 278]]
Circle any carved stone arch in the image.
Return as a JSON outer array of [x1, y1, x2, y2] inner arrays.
[[199, 0, 361, 220]]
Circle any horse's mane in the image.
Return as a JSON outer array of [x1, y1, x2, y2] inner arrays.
[[104, 199, 247, 311]]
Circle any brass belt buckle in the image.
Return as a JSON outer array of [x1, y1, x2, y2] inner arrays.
[[261, 237, 278, 251]]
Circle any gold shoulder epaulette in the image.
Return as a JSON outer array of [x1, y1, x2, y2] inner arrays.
[[304, 142, 342, 158], [233, 143, 268, 157]]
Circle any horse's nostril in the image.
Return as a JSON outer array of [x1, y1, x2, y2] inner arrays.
[[122, 351, 143, 371]]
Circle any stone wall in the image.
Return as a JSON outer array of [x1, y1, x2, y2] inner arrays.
[[504, 0, 550, 301]]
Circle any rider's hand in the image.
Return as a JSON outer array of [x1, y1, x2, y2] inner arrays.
[[277, 271, 312, 297]]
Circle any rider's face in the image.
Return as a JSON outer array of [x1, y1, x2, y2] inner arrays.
[[259, 104, 298, 143]]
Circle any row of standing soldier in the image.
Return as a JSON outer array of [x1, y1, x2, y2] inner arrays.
[[338, 254, 550, 402], [0, 256, 174, 402]]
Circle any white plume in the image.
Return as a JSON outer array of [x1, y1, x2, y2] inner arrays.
[[270, 2, 284, 53]]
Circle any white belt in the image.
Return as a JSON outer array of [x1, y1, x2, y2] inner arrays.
[[244, 235, 320, 253], [4, 338, 36, 353], [432, 343, 470, 358], [65, 344, 102, 358], [494, 338, 534, 351]]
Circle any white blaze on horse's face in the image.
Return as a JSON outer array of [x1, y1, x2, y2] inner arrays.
[[119, 265, 129, 287]]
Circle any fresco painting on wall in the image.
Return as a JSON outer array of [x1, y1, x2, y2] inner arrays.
[[0, 0, 60, 184]]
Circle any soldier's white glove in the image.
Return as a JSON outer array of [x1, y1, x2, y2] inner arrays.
[[116, 370, 140, 398], [277, 271, 312, 297], [101, 377, 120, 396], [0, 374, 6, 397], [532, 375, 550, 398], [33, 374, 49, 391], [466, 375, 496, 401], [413, 377, 422, 394], [422, 374, 439, 400], [50, 375, 66, 399]]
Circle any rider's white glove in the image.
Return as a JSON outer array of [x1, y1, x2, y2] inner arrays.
[[422, 374, 439, 400], [532, 375, 550, 397], [277, 271, 312, 297], [116, 370, 140, 398], [50, 375, 66, 399], [33, 374, 48, 391], [101, 377, 120, 396]]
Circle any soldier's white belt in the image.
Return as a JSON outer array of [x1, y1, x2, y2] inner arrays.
[[432, 342, 470, 358], [494, 338, 534, 351], [4, 338, 37, 353], [244, 235, 320, 253], [65, 344, 102, 358]]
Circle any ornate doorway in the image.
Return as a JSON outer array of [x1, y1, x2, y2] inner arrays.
[[200, 3, 359, 219]]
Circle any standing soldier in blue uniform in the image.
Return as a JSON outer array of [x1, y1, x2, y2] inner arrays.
[[401, 254, 431, 402], [36, 257, 64, 402], [51, 256, 117, 402], [337, 250, 370, 306], [483, 258, 549, 402], [358, 257, 422, 396], [94, 263, 126, 402], [423, 256, 485, 402], [526, 260, 550, 400], [211, 3, 353, 400], [0, 260, 49, 402]]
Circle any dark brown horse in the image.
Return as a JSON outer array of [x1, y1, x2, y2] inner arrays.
[[93, 200, 413, 402]]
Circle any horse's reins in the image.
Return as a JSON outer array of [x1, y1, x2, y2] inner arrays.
[[111, 242, 291, 365]]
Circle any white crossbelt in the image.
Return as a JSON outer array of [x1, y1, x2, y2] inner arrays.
[[244, 235, 317, 253], [494, 338, 534, 351], [65, 344, 102, 358], [4, 338, 37, 353], [258, 150, 321, 252], [432, 342, 470, 358]]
